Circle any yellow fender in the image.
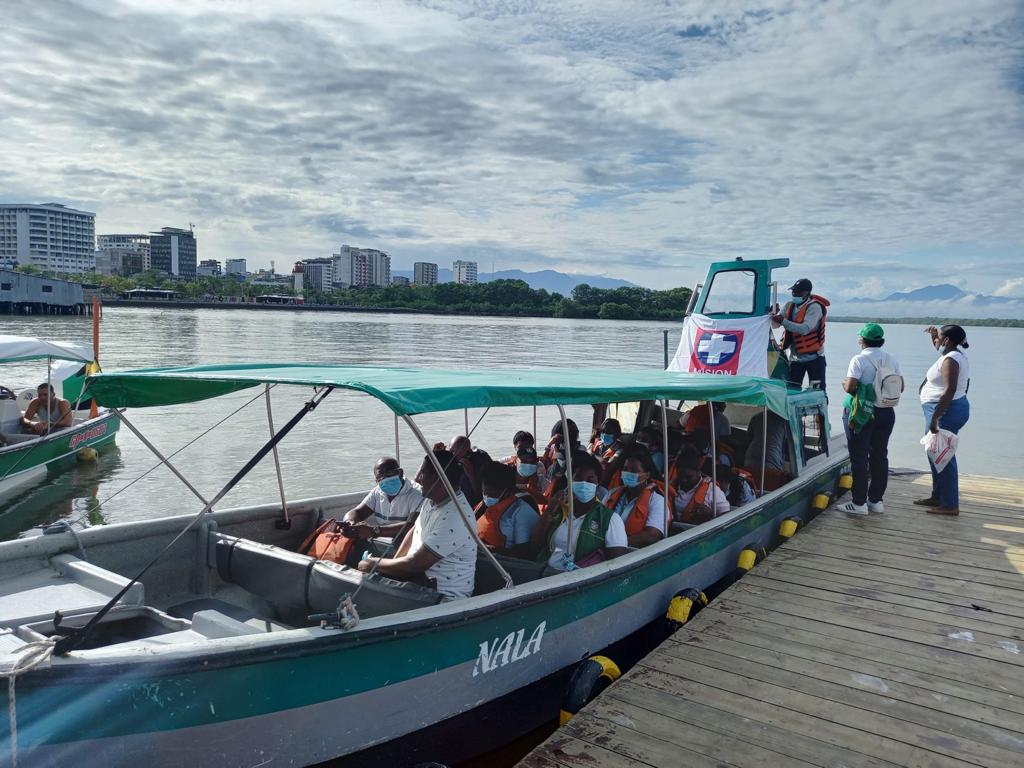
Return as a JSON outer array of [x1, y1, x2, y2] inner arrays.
[[560, 655, 621, 725], [778, 517, 800, 539], [76, 447, 99, 462], [666, 588, 708, 630], [812, 493, 831, 510], [837, 473, 853, 491], [736, 547, 758, 572]]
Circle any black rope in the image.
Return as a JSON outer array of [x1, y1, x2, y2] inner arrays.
[[53, 387, 334, 655]]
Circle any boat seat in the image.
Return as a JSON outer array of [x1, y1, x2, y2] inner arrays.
[[210, 533, 442, 623], [191, 609, 263, 638], [0, 554, 144, 629]]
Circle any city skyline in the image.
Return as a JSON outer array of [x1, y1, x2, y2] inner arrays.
[[1, 1, 1021, 310]]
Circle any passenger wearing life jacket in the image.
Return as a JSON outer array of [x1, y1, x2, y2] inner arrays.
[[672, 447, 731, 525], [529, 452, 629, 571], [500, 430, 536, 465], [634, 426, 666, 473], [476, 461, 540, 559], [771, 277, 829, 392], [603, 446, 666, 548], [513, 446, 548, 510], [591, 418, 626, 487], [542, 419, 582, 501], [715, 463, 757, 508]]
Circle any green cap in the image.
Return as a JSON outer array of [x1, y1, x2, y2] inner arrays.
[[859, 322, 884, 341]]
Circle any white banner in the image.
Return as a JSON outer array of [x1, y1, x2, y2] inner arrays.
[[668, 313, 772, 377]]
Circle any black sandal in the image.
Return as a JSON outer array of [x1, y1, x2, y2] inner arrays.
[[913, 496, 938, 506]]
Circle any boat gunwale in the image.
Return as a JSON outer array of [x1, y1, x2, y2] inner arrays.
[[0, 409, 120, 464]]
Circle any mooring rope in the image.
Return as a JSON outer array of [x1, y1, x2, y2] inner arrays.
[[2, 638, 57, 768]]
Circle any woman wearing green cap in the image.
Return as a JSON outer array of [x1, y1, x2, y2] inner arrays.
[[837, 323, 903, 515]]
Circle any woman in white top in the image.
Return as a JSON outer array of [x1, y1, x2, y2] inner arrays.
[[837, 323, 902, 515], [917, 324, 971, 515]]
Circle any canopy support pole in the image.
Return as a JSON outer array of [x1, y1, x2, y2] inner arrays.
[[117, 410, 213, 508], [394, 414, 400, 465], [45, 356, 52, 436], [401, 414, 513, 590], [55, 387, 334, 655], [708, 401, 718, 502], [760, 405, 768, 496], [265, 384, 290, 528], [533, 406, 537, 445], [464, 408, 469, 436], [557, 405, 576, 567], [660, 400, 670, 536]]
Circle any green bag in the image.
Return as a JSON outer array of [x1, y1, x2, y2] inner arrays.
[[844, 382, 876, 434]]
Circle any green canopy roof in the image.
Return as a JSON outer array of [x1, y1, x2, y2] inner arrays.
[[84, 363, 792, 417]]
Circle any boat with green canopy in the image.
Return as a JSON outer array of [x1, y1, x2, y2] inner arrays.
[[0, 334, 119, 499], [0, 355, 847, 767]]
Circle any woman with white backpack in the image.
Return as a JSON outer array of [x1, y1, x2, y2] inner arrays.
[[837, 323, 904, 515]]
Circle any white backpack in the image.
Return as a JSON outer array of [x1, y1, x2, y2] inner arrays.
[[873, 353, 904, 408]]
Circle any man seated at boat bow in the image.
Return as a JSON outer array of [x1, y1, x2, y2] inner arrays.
[[20, 383, 73, 436], [342, 457, 424, 542], [357, 449, 477, 600]]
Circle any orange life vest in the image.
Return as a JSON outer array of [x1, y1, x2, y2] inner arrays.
[[675, 477, 714, 524], [476, 493, 535, 549], [731, 465, 758, 493], [604, 484, 660, 535], [516, 473, 547, 510], [782, 295, 829, 355]]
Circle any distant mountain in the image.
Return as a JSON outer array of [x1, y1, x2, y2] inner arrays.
[[391, 267, 637, 295], [883, 284, 967, 302], [840, 283, 1024, 319]]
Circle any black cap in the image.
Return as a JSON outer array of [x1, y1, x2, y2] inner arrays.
[[789, 278, 812, 293]]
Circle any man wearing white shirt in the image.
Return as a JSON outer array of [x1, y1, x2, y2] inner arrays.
[[357, 450, 477, 600], [342, 457, 424, 540]]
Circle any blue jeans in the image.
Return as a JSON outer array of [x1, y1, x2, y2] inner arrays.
[[843, 406, 895, 506], [922, 397, 970, 508]]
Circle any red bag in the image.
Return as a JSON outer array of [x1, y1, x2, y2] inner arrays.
[[298, 518, 355, 565]]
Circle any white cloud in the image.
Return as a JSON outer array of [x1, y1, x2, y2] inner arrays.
[[994, 277, 1024, 297], [1, 0, 1022, 301]]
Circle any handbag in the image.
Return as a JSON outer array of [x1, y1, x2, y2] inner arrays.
[[298, 518, 355, 565]]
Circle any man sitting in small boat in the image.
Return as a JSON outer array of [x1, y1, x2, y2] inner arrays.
[[716, 463, 757, 508], [341, 456, 424, 541], [672, 447, 731, 525], [590, 418, 625, 459], [500, 430, 536, 464], [529, 452, 629, 571], [448, 435, 491, 507], [357, 449, 477, 600], [602, 445, 666, 548], [513, 446, 547, 508], [13, 383, 73, 439], [477, 461, 541, 559]]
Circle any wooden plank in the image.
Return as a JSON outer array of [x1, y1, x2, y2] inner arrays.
[[664, 631, 1024, 734], [679, 611, 1024, 716], [638, 652, 1024, 767], [524, 731, 657, 768], [607, 678, 903, 768], [806, 518, 1024, 558], [628, 665, 981, 768]]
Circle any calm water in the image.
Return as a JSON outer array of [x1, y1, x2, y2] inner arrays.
[[1, 308, 1019, 538]]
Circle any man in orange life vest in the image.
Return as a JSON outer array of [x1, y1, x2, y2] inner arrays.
[[671, 447, 731, 525], [771, 277, 829, 392]]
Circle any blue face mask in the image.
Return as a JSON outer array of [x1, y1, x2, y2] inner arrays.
[[571, 481, 598, 503], [791, 295, 806, 306], [621, 471, 642, 488], [517, 462, 538, 477], [378, 475, 402, 496], [600, 433, 615, 447], [651, 451, 665, 472], [482, 494, 502, 508]]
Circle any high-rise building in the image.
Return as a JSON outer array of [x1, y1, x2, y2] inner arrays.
[[301, 257, 334, 293], [332, 245, 391, 288], [413, 261, 438, 285], [197, 259, 222, 277], [392, 275, 411, 286], [0, 203, 96, 274], [150, 227, 197, 280], [97, 234, 151, 271], [95, 248, 145, 277], [225, 258, 247, 276], [453, 260, 478, 285]]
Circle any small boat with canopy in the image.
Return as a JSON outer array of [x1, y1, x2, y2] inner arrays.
[[0, 259, 848, 767]]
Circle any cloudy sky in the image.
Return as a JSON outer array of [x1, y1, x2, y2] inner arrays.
[[2, 0, 1022, 305]]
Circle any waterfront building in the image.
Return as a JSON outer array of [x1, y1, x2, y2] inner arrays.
[[413, 262, 438, 286], [453, 260, 478, 285], [292, 262, 304, 292], [332, 245, 391, 288], [95, 248, 145, 277], [0, 203, 96, 274], [97, 234, 151, 271], [150, 227, 197, 280], [225, 258, 247, 276], [301, 257, 334, 293], [197, 259, 222, 278], [0, 268, 85, 314], [392, 275, 411, 286]]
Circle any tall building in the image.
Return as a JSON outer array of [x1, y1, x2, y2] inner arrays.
[[197, 259, 222, 277], [453, 260, 478, 285], [95, 248, 145, 277], [225, 258, 247, 276], [413, 261, 438, 285], [332, 244, 391, 288], [392, 275, 411, 286], [0, 203, 96, 274], [300, 257, 334, 292], [150, 227, 197, 280], [97, 234, 151, 270]]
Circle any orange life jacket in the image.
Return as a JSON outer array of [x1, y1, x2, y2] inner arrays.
[[675, 477, 714, 525], [476, 493, 535, 548], [783, 295, 829, 355], [604, 484, 660, 535], [516, 473, 547, 510], [730, 465, 758, 493]]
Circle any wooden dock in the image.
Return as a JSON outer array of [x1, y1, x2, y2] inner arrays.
[[520, 472, 1024, 768]]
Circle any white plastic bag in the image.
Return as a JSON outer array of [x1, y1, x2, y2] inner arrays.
[[920, 429, 958, 473]]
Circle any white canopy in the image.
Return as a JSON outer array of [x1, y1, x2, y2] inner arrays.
[[0, 335, 94, 364]]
